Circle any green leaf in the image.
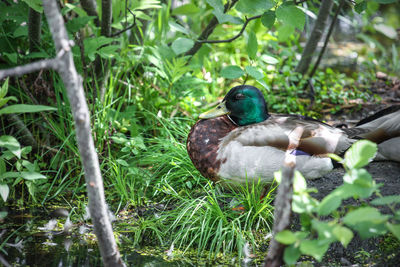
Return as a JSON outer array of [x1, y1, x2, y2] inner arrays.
[[66, 16, 95, 32], [318, 191, 342, 216], [277, 24, 295, 42], [236, 0, 274, 14], [220, 66, 245, 79], [0, 135, 21, 159], [312, 220, 334, 240], [292, 193, 318, 214], [344, 140, 377, 169], [206, 0, 224, 13], [355, 1, 367, 13], [22, 0, 43, 13], [0, 78, 9, 99], [343, 207, 387, 225], [0, 211, 7, 219], [260, 54, 279, 65], [171, 38, 194, 55], [352, 221, 387, 239], [276, 4, 305, 30], [299, 240, 330, 262], [0, 183, 9, 202], [343, 168, 372, 185], [169, 21, 190, 35], [283, 244, 301, 265], [172, 3, 200, 15], [245, 66, 263, 80], [84, 36, 114, 61], [0, 96, 18, 109], [261, 10, 275, 28], [213, 11, 243, 24], [328, 153, 343, 163], [374, 24, 397, 39], [386, 223, 400, 240], [332, 225, 353, 248], [0, 104, 56, 115], [247, 31, 258, 59], [20, 172, 46, 180], [371, 195, 400, 205], [293, 171, 307, 193], [372, 0, 397, 3], [275, 230, 297, 245]]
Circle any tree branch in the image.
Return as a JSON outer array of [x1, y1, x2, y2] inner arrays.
[[185, 0, 239, 56], [0, 59, 59, 80], [303, 0, 346, 91], [197, 15, 262, 44], [80, 0, 99, 26], [41, 0, 125, 266]]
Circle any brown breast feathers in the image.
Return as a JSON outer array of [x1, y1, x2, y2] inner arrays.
[[186, 115, 237, 182]]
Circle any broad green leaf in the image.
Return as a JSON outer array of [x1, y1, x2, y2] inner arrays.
[[172, 3, 200, 15], [332, 225, 353, 248], [66, 16, 95, 32], [343, 168, 372, 185], [275, 230, 297, 245], [299, 240, 330, 262], [312, 220, 334, 240], [276, 5, 305, 30], [344, 140, 377, 169], [213, 11, 243, 24], [373, 0, 397, 3], [293, 171, 306, 193], [247, 32, 258, 59], [97, 45, 121, 59], [3, 53, 18, 64], [261, 10, 275, 28], [206, 0, 224, 13], [355, 1, 367, 13], [277, 24, 295, 42], [22, 0, 43, 12], [220, 66, 245, 79], [292, 193, 318, 214], [0, 135, 21, 158], [236, 0, 274, 14], [20, 172, 46, 180], [318, 191, 342, 216], [171, 38, 194, 55], [283, 244, 301, 265], [245, 66, 263, 80], [386, 223, 400, 240], [169, 21, 190, 35], [351, 221, 387, 239], [84, 37, 114, 61], [0, 78, 9, 99], [260, 54, 279, 65], [0, 96, 18, 109], [0, 104, 56, 115], [343, 207, 387, 225], [0, 183, 9, 202], [371, 195, 400, 205]]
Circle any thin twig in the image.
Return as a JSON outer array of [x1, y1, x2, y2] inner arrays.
[[197, 15, 262, 44], [0, 59, 59, 80], [110, 8, 137, 37]]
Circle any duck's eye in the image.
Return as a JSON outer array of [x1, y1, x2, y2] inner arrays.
[[235, 93, 245, 100]]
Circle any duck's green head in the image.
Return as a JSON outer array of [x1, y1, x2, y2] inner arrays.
[[199, 85, 269, 126]]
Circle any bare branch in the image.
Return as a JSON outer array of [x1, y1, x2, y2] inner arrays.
[[185, 0, 239, 56], [0, 59, 58, 80], [197, 15, 262, 44], [110, 10, 136, 37]]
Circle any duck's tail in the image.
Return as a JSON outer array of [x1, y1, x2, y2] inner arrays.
[[346, 106, 400, 162]]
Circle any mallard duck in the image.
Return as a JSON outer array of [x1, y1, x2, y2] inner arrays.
[[187, 85, 400, 185]]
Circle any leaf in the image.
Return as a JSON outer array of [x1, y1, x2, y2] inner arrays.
[[283, 244, 301, 265], [328, 153, 343, 163], [371, 195, 400, 205], [84, 36, 114, 61], [355, 1, 367, 13], [0, 183, 9, 202], [372, 0, 398, 3], [171, 38, 194, 55], [0, 96, 18, 109], [261, 10, 275, 28], [66, 16, 95, 32], [245, 66, 263, 80], [276, 4, 305, 30], [386, 223, 400, 240], [97, 45, 121, 59], [22, 0, 43, 13], [20, 172, 46, 180], [343, 207, 387, 225], [247, 31, 258, 59], [0, 104, 57, 115], [275, 230, 297, 245], [0, 78, 9, 99], [292, 193, 318, 214], [236, 0, 274, 14], [220, 66, 245, 79], [172, 3, 200, 15], [169, 21, 190, 35], [277, 24, 295, 42], [332, 225, 353, 248], [344, 140, 377, 169], [213, 11, 243, 24], [318, 191, 342, 216], [312, 220, 335, 240], [206, 0, 224, 13], [299, 240, 330, 262], [374, 24, 397, 39], [351, 221, 387, 239], [260, 54, 279, 65], [293, 171, 307, 193], [343, 168, 372, 185], [0, 135, 21, 159]]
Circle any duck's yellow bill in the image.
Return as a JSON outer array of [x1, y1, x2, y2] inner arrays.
[[199, 101, 230, 119]]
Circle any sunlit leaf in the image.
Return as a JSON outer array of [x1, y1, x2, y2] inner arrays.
[[247, 31, 258, 59], [245, 66, 263, 80], [0, 183, 9, 202], [171, 38, 194, 55], [0, 104, 57, 115], [220, 65, 245, 79], [172, 3, 200, 15], [386, 223, 400, 240], [332, 225, 353, 248], [344, 140, 377, 169], [236, 0, 274, 14], [276, 4, 305, 30], [371, 195, 400, 205], [275, 230, 297, 244]]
